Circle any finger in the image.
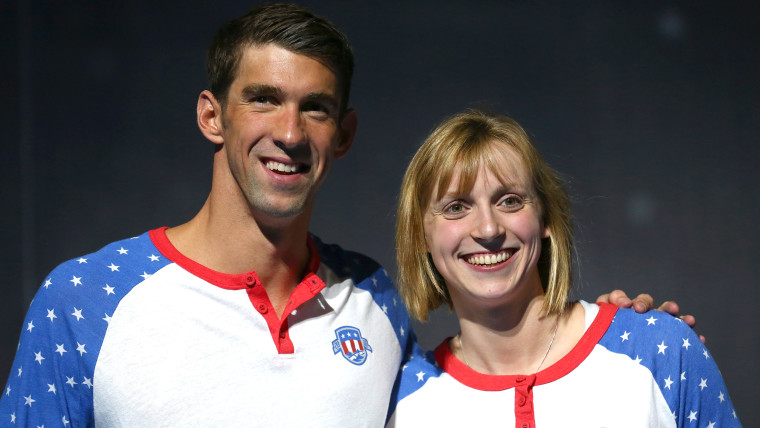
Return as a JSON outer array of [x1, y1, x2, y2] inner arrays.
[[679, 314, 696, 328], [600, 290, 634, 308], [656, 301, 681, 316], [699, 334, 706, 344], [595, 293, 609, 304], [632, 293, 654, 313]]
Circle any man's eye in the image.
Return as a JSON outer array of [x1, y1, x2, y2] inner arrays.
[[253, 96, 271, 104], [303, 102, 331, 117]]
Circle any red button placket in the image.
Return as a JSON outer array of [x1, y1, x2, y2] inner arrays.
[[514, 374, 536, 428]]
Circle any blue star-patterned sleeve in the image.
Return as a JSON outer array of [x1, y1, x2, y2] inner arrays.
[[599, 307, 741, 426], [0, 232, 171, 427]]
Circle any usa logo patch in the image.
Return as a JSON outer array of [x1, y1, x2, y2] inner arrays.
[[332, 326, 373, 365]]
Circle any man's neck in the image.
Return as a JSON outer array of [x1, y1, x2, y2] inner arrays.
[[165, 196, 311, 317]]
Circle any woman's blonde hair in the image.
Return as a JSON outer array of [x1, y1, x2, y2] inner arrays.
[[396, 110, 573, 321]]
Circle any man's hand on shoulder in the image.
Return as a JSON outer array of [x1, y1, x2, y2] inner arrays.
[[596, 289, 705, 343]]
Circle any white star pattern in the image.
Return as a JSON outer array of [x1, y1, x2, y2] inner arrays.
[[657, 341, 668, 355], [103, 284, 115, 295], [103, 313, 112, 324], [148, 254, 160, 261], [140, 272, 151, 280], [65, 377, 77, 388], [706, 422, 715, 428], [27, 321, 35, 333], [416, 371, 425, 382], [699, 378, 708, 391], [5, 386, 9, 396], [372, 277, 378, 287], [46, 309, 57, 322], [107, 263, 119, 272], [703, 349, 710, 359], [634, 355, 642, 364], [400, 326, 405, 337], [34, 352, 45, 365], [663, 375, 673, 390], [55, 344, 67, 356], [82, 377, 93, 389], [24, 394, 35, 407], [687, 411, 697, 422], [17, 366, 22, 377], [70, 276, 82, 287], [645, 316, 657, 325], [381, 304, 388, 313], [681, 371, 686, 381], [76, 258, 87, 264], [718, 391, 725, 403], [71, 308, 84, 321], [682, 338, 691, 350], [47, 384, 56, 394], [117, 247, 128, 254], [620, 331, 630, 342], [76, 342, 87, 356], [63, 415, 69, 426], [11, 412, 15, 423], [43, 278, 52, 289]]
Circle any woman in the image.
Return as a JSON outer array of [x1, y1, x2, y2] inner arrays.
[[388, 110, 739, 427]]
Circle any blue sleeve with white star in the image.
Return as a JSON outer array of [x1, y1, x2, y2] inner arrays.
[[0, 232, 171, 427], [599, 308, 741, 426]]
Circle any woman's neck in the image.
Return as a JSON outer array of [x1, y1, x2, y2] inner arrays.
[[452, 296, 585, 376]]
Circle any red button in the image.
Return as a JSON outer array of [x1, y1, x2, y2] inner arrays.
[[245, 275, 255, 287], [518, 397, 526, 406], [257, 304, 267, 314], [516, 375, 526, 383]]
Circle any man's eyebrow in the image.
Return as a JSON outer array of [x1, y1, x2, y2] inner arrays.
[[240, 84, 284, 99]]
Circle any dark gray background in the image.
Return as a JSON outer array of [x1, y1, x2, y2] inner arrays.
[[3, 0, 758, 421]]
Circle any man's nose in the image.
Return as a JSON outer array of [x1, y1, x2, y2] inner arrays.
[[273, 105, 306, 146]]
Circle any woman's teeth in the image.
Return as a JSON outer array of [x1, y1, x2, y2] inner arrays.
[[266, 161, 299, 174], [466, 250, 512, 266]]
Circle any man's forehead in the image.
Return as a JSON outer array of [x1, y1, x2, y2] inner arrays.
[[231, 44, 339, 96]]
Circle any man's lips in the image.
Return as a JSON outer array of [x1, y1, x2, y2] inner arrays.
[[463, 249, 514, 266]]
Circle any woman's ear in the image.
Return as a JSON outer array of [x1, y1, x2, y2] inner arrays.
[[197, 90, 225, 145]]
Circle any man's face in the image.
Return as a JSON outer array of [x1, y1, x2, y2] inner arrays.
[[217, 44, 351, 221]]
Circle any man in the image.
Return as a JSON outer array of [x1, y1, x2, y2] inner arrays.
[[1, 4, 682, 427]]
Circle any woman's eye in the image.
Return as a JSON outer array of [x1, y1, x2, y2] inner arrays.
[[442, 202, 467, 218], [501, 195, 524, 210]]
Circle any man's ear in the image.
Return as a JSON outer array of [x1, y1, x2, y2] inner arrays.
[[197, 90, 225, 145], [334, 108, 357, 159]]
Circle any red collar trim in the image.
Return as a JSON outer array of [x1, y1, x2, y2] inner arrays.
[[148, 226, 322, 291], [434, 302, 618, 391]]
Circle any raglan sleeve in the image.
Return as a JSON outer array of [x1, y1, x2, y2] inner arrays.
[[0, 262, 98, 427], [665, 318, 741, 426]]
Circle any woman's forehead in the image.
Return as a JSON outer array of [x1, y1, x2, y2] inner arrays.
[[434, 143, 530, 198]]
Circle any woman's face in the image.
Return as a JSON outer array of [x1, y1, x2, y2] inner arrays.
[[423, 144, 548, 309]]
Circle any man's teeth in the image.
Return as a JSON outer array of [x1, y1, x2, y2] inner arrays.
[[266, 161, 299, 173], [466, 251, 511, 266]]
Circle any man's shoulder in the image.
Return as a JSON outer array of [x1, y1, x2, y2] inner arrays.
[[36, 230, 171, 304], [311, 234, 388, 281]]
